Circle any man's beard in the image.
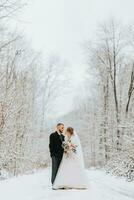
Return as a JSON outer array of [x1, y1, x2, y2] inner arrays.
[[59, 129, 63, 133]]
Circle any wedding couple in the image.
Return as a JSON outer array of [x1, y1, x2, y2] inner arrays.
[[49, 123, 89, 190]]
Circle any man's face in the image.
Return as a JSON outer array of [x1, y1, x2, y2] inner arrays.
[[57, 125, 64, 133]]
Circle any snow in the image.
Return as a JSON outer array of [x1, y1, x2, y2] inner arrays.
[[0, 168, 134, 200]]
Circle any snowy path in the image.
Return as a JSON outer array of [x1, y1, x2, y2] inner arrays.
[[0, 168, 134, 200]]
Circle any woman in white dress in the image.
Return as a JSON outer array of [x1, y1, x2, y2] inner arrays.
[[52, 127, 89, 189]]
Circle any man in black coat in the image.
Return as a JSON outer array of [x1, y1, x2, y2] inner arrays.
[[49, 123, 65, 185]]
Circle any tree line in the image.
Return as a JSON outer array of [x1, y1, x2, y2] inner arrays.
[[61, 20, 134, 181]]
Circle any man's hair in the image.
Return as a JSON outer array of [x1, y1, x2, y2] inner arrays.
[[57, 123, 64, 127]]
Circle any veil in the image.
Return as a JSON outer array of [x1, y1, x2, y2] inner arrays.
[[73, 131, 85, 168]]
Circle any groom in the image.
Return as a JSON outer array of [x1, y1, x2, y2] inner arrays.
[[49, 123, 65, 185]]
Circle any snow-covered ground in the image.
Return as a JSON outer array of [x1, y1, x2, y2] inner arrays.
[[0, 168, 134, 200]]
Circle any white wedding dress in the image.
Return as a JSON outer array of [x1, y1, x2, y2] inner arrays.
[[52, 132, 89, 189]]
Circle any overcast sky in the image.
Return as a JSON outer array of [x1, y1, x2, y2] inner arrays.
[[20, 0, 134, 65], [11, 0, 134, 118]]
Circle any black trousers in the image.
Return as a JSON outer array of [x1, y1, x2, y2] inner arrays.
[[51, 156, 62, 184]]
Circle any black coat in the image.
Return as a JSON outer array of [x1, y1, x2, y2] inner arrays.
[[49, 131, 65, 158]]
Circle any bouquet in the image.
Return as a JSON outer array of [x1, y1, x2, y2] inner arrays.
[[62, 140, 77, 156]]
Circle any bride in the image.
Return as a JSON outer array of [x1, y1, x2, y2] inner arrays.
[[52, 127, 89, 189]]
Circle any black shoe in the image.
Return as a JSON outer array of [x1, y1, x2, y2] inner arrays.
[[52, 188, 57, 190]]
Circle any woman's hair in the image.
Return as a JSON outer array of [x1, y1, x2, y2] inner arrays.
[[66, 127, 74, 135]]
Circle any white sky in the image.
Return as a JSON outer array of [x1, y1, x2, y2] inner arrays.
[[20, 0, 134, 64], [10, 0, 134, 118]]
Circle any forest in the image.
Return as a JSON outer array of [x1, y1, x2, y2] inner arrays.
[[61, 21, 134, 181]]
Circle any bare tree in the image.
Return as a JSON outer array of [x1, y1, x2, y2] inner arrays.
[[0, 0, 26, 20], [75, 19, 134, 170], [39, 54, 70, 131], [126, 63, 134, 114]]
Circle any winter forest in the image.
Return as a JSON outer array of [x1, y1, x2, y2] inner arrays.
[[0, 0, 134, 199]]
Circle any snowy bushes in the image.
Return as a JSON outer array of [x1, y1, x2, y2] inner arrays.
[[106, 152, 134, 181], [105, 126, 134, 182]]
